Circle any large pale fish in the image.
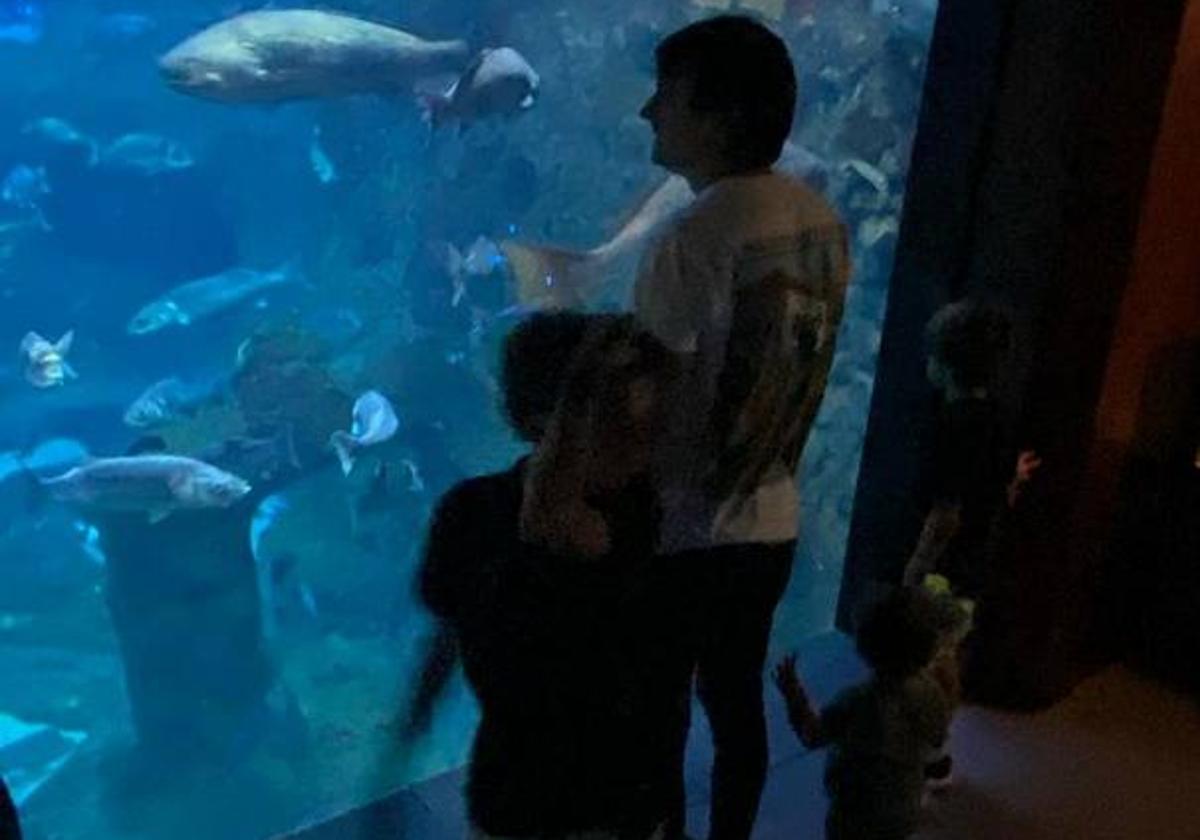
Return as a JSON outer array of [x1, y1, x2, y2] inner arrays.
[[500, 142, 829, 309], [159, 10, 470, 104], [41, 454, 251, 523], [128, 263, 298, 335], [329, 390, 399, 476]]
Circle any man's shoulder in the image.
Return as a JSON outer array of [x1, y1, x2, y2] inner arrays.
[[433, 464, 523, 526]]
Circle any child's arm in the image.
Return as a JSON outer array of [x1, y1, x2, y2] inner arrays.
[[902, 503, 961, 586], [772, 654, 825, 749]]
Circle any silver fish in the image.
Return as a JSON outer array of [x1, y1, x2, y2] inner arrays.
[[128, 263, 298, 335], [329, 390, 399, 476], [41, 454, 251, 523], [159, 10, 469, 104], [123, 377, 220, 428], [99, 133, 195, 176], [22, 117, 99, 165]]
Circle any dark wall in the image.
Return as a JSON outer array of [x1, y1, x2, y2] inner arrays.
[[839, 0, 1188, 707]]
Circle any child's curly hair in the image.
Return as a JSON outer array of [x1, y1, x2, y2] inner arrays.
[[855, 587, 939, 682], [926, 300, 1012, 391]]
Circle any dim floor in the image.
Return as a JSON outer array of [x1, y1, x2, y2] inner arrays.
[[284, 633, 1200, 840]]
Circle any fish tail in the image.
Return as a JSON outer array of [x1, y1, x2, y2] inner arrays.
[[329, 431, 356, 477], [498, 241, 601, 310]]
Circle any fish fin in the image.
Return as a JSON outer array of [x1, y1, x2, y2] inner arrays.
[[498, 241, 601, 309], [62, 361, 79, 380], [147, 508, 171, 525], [18, 332, 43, 355], [329, 431, 356, 477]]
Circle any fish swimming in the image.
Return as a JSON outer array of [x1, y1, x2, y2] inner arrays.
[[2, 164, 51, 230], [330, 390, 399, 476], [22, 118, 99, 165], [41, 454, 251, 523], [159, 10, 470, 104], [128, 263, 299, 335], [123, 376, 218, 428], [420, 47, 540, 128], [19, 331, 76, 389], [99, 134, 195, 176], [309, 125, 338, 185], [500, 141, 829, 309]]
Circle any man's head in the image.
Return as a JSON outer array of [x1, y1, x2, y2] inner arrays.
[[641, 15, 797, 184], [926, 300, 1013, 394]]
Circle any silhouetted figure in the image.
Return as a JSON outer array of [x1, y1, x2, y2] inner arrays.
[[901, 300, 1039, 786], [903, 301, 1039, 598], [407, 313, 678, 840], [631, 16, 851, 840], [0, 775, 20, 840], [773, 588, 952, 840]]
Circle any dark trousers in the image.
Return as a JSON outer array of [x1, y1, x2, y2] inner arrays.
[[664, 541, 796, 840]]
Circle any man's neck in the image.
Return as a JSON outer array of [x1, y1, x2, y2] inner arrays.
[[682, 162, 772, 193]]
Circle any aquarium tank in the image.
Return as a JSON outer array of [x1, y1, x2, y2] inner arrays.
[[0, 0, 937, 837]]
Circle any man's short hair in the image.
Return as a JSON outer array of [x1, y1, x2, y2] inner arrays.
[[656, 15, 797, 170]]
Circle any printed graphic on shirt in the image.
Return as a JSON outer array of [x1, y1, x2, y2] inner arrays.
[[704, 224, 849, 507]]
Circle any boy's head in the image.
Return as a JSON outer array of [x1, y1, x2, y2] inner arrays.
[[926, 300, 1012, 393], [500, 313, 672, 474], [642, 15, 796, 183], [501, 311, 597, 443], [855, 587, 939, 682]]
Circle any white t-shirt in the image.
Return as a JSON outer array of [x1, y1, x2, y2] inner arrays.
[[632, 170, 850, 554]]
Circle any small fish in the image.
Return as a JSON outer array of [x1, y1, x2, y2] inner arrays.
[[329, 390, 399, 476], [41, 454, 251, 523], [309, 125, 338, 185], [99, 133, 195, 176], [0, 0, 43, 44], [73, 519, 106, 566], [442, 236, 508, 307], [419, 46, 540, 129], [19, 330, 76, 389], [123, 377, 217, 428], [22, 118, 99, 165], [128, 262, 299, 335], [2, 164, 50, 208]]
